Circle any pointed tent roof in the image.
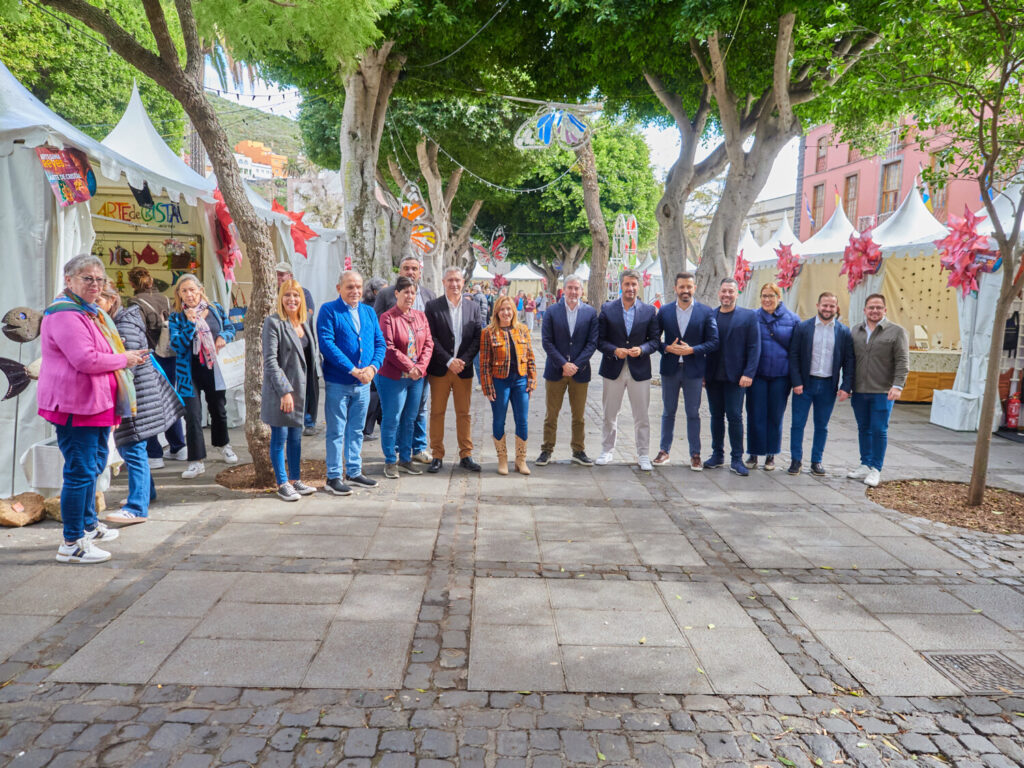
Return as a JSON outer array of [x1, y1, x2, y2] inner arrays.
[[207, 172, 291, 225], [977, 184, 1024, 236], [574, 262, 591, 281], [471, 262, 494, 279], [801, 204, 857, 256], [505, 263, 545, 280], [737, 225, 763, 262], [871, 185, 947, 247], [0, 59, 204, 204], [102, 83, 215, 206], [755, 211, 802, 262]]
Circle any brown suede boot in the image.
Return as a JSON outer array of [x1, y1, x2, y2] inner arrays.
[[514, 436, 531, 475], [494, 435, 509, 475]]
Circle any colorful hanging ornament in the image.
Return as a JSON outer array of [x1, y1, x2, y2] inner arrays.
[[272, 200, 318, 257], [734, 250, 752, 293], [213, 189, 243, 282], [935, 205, 1000, 296], [513, 105, 598, 151], [398, 181, 439, 256], [840, 230, 883, 292], [642, 269, 651, 288], [472, 226, 509, 265], [774, 243, 802, 289], [492, 274, 509, 290]]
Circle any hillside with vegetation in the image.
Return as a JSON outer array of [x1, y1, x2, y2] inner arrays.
[[207, 93, 306, 171]]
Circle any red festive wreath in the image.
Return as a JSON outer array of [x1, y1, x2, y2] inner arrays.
[[840, 231, 883, 292], [213, 189, 242, 282], [774, 243, 802, 289], [733, 250, 752, 293], [935, 205, 998, 297]]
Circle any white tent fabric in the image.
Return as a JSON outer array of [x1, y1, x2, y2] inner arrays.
[[872, 186, 947, 248], [801, 205, 857, 257], [471, 263, 494, 279], [573, 263, 590, 281], [101, 84, 215, 206], [977, 185, 1024, 237], [504, 263, 545, 280], [756, 211, 803, 262], [737, 225, 763, 262]]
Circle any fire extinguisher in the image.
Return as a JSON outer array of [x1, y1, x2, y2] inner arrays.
[[1007, 392, 1021, 430]]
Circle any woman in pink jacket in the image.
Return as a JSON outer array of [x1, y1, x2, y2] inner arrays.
[[38, 255, 147, 564], [376, 276, 433, 479]]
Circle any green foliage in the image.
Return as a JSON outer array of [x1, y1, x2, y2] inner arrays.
[[0, 1, 185, 150], [207, 95, 304, 170], [297, 98, 342, 170]]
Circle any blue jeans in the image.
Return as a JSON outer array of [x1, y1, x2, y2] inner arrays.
[[325, 380, 370, 478], [55, 423, 109, 542], [659, 367, 704, 455], [146, 355, 185, 457], [789, 377, 838, 464], [270, 426, 302, 485], [117, 440, 156, 517], [705, 379, 745, 461], [377, 375, 425, 464], [413, 384, 429, 455], [851, 392, 894, 470], [490, 373, 530, 440], [746, 375, 791, 456]]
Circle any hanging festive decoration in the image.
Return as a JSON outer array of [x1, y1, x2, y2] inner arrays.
[[397, 181, 439, 256], [513, 104, 599, 151], [774, 243, 802, 289], [213, 189, 243, 283], [733, 250, 752, 293], [471, 226, 509, 265], [935, 206, 1000, 296], [492, 274, 509, 289], [272, 200, 318, 257], [642, 270, 651, 288], [840, 231, 883, 292]]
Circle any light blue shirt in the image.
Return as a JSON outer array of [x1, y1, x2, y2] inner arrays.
[[565, 301, 580, 337], [347, 302, 361, 333], [622, 299, 636, 336]]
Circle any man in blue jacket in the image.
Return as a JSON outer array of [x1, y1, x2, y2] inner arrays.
[[704, 278, 761, 475], [653, 271, 719, 471], [317, 270, 386, 495], [787, 291, 855, 476], [596, 269, 661, 471], [536, 274, 599, 467]]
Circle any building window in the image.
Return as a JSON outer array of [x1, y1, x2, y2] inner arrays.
[[815, 136, 828, 173], [812, 183, 825, 231], [929, 154, 948, 216], [880, 161, 901, 214], [843, 174, 858, 222]]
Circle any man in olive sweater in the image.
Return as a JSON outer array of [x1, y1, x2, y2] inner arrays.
[[848, 293, 909, 488]]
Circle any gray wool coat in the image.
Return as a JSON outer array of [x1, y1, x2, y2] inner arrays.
[[112, 305, 185, 447], [261, 314, 315, 428]]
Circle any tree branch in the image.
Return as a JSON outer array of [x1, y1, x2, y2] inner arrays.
[[387, 156, 411, 192], [443, 166, 463, 210], [704, 32, 743, 165], [772, 12, 796, 125], [173, 0, 203, 81], [450, 199, 482, 263], [140, 0, 180, 71], [643, 70, 690, 128]]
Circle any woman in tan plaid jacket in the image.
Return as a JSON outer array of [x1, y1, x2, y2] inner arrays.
[[480, 295, 537, 475]]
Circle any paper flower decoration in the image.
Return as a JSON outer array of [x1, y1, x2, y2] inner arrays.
[[840, 231, 883, 292], [272, 200, 318, 257], [734, 250, 752, 293], [935, 205, 999, 296], [213, 189, 242, 282], [492, 274, 509, 290], [774, 244, 802, 289], [642, 269, 651, 288]]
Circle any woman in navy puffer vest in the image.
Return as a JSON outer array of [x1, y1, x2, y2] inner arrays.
[[745, 282, 800, 471]]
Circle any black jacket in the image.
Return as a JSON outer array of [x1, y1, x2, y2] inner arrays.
[[596, 299, 660, 381], [424, 296, 481, 379], [373, 283, 437, 317]]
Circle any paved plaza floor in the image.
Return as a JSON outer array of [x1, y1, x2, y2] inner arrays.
[[1, 342, 1022, 767]]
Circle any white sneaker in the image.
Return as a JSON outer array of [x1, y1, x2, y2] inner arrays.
[[167, 447, 188, 461], [594, 451, 614, 466], [637, 456, 653, 471], [220, 445, 238, 464], [148, 457, 165, 469], [85, 522, 119, 542], [847, 464, 871, 480], [56, 538, 110, 564], [864, 469, 881, 487], [182, 461, 205, 479]]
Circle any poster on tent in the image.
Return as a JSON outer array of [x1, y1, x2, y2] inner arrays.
[[35, 146, 95, 207], [91, 232, 203, 298]]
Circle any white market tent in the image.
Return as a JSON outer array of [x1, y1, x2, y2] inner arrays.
[[471, 262, 494, 280], [800, 204, 857, 255], [504, 263, 545, 280], [737, 225, 763, 263]]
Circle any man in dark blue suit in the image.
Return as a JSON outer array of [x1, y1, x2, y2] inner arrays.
[[704, 277, 761, 475], [653, 272, 719, 471], [537, 274, 599, 466], [596, 269, 661, 471], [787, 291, 855, 476]]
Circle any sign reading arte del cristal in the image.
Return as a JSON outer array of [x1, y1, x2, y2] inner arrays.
[[95, 198, 189, 226]]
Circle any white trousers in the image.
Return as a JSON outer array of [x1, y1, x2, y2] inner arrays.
[[601, 364, 651, 456]]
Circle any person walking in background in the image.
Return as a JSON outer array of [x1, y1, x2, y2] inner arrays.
[[377, 276, 434, 479], [168, 275, 236, 480], [471, 284, 489, 388], [99, 282, 183, 524], [704, 278, 761, 476], [38, 255, 147, 563], [787, 292, 855, 476], [524, 293, 537, 333], [262, 279, 319, 502], [595, 269, 660, 471], [653, 272, 719, 470], [516, 291, 526, 323], [745, 283, 800, 471], [536, 291, 549, 328], [275, 262, 319, 436], [848, 294, 909, 487], [537, 274, 598, 467], [480, 295, 537, 474], [127, 266, 186, 468], [318, 270, 386, 495]]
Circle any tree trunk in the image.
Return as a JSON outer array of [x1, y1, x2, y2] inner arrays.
[[451, 199, 483, 283], [656, 161, 692, 285], [340, 43, 403, 279], [576, 140, 609, 309]]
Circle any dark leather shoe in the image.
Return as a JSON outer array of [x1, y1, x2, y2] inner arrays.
[[535, 451, 551, 466], [571, 451, 594, 467], [787, 460, 802, 475], [427, 458, 443, 473], [811, 462, 826, 476], [459, 456, 481, 472]]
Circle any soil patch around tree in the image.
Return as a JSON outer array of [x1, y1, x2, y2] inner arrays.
[[216, 460, 328, 492], [867, 480, 1024, 535]]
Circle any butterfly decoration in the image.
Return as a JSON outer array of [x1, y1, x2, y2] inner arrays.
[[514, 106, 594, 151], [397, 181, 439, 256], [472, 226, 509, 265]]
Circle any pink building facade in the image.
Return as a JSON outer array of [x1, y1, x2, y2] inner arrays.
[[795, 122, 980, 241]]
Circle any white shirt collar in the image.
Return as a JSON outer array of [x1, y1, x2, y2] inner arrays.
[[815, 316, 834, 328]]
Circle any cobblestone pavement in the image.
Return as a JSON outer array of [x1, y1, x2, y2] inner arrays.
[[1, 343, 1022, 767]]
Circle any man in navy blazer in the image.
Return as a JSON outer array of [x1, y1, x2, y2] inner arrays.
[[595, 269, 661, 470], [704, 277, 761, 475], [787, 291, 855, 476], [654, 271, 719, 471], [317, 269, 386, 494], [536, 274, 599, 467]]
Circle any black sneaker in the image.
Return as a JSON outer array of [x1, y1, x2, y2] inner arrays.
[[324, 477, 352, 496], [428, 458, 443, 473], [811, 462, 826, 476], [535, 451, 551, 466], [571, 451, 594, 467], [345, 473, 378, 488], [787, 460, 802, 475], [459, 457, 481, 472]]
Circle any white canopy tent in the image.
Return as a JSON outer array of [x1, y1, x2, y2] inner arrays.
[[739, 212, 803, 309], [737, 225, 764, 263], [471, 262, 494, 280]]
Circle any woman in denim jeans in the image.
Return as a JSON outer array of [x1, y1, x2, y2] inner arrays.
[[261, 280, 318, 501]]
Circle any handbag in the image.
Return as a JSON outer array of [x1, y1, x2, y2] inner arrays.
[[134, 296, 173, 357]]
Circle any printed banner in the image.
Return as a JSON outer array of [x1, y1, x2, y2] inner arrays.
[[35, 146, 95, 207]]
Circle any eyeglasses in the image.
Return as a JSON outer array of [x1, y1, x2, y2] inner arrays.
[[73, 275, 106, 285]]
